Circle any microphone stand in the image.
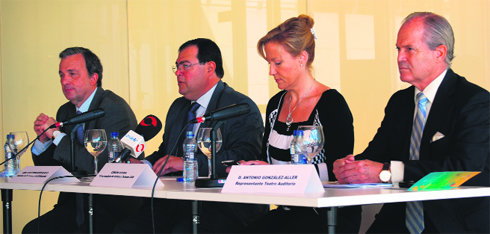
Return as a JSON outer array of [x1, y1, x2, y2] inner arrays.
[[195, 120, 225, 188], [70, 123, 87, 178]]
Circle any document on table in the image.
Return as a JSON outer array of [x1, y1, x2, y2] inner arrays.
[[323, 181, 393, 188]]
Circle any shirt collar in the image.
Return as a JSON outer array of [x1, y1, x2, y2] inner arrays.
[[193, 83, 217, 110], [77, 87, 98, 113], [414, 69, 447, 104]]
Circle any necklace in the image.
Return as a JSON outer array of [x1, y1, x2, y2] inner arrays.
[[285, 83, 315, 131]]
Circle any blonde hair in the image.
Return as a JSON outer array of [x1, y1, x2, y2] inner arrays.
[[257, 14, 315, 67]]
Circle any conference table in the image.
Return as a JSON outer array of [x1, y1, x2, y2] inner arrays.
[[1, 176, 490, 234]]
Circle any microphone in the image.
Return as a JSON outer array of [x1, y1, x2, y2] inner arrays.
[[114, 115, 162, 163], [50, 109, 105, 128], [191, 103, 250, 124]]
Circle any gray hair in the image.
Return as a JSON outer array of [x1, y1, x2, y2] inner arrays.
[[403, 12, 454, 67]]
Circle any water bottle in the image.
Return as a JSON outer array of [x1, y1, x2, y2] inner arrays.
[[108, 132, 123, 163], [183, 131, 198, 183], [290, 130, 307, 164], [4, 133, 18, 176]]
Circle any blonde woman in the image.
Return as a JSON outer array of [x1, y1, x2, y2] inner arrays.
[[240, 15, 361, 233]]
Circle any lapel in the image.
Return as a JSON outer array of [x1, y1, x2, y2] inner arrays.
[[401, 87, 417, 160], [419, 69, 458, 159], [84, 88, 105, 130], [58, 88, 104, 143], [201, 80, 225, 128], [61, 105, 78, 134]]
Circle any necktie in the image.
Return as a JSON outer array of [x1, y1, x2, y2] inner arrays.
[[75, 111, 85, 227], [76, 111, 85, 144], [187, 102, 200, 133], [176, 102, 200, 157], [406, 92, 428, 234]]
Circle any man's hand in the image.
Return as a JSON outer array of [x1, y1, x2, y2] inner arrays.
[[333, 154, 355, 184], [34, 114, 58, 142], [152, 155, 184, 176], [333, 154, 384, 184]]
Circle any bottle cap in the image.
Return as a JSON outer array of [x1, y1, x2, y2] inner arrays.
[[297, 130, 304, 136], [111, 132, 119, 138], [292, 130, 297, 136], [186, 131, 194, 138]]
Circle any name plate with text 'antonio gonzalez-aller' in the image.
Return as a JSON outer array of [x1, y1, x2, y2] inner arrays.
[[222, 164, 324, 194]]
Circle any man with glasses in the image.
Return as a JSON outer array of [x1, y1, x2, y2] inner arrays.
[[116, 38, 266, 233]]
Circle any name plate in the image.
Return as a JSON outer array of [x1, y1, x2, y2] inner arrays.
[[10, 166, 79, 184], [222, 164, 324, 194], [90, 163, 164, 188]]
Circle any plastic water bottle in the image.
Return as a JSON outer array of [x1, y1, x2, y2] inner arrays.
[[4, 133, 18, 176], [290, 130, 307, 164], [183, 131, 198, 183], [108, 132, 123, 163]]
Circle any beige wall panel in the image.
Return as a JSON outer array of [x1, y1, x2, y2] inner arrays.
[[0, 0, 128, 232]]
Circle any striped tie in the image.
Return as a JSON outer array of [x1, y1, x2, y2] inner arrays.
[[406, 92, 428, 234]]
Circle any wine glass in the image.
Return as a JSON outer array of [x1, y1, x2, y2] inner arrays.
[[297, 125, 324, 164], [11, 131, 29, 153], [196, 127, 222, 177], [84, 129, 107, 174], [2, 131, 29, 176]]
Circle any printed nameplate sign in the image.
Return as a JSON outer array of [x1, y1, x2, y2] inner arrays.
[[222, 164, 324, 194], [10, 166, 79, 184], [90, 163, 164, 188]]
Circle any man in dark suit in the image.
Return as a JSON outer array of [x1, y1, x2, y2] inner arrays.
[[333, 12, 489, 233], [24, 47, 141, 233], [115, 38, 266, 233]]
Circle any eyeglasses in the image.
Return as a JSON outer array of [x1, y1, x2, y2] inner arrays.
[[172, 62, 201, 73]]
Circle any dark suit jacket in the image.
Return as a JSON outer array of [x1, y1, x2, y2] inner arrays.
[[146, 80, 264, 178], [31, 88, 141, 231], [357, 69, 489, 233], [145, 80, 267, 232], [33, 88, 137, 173]]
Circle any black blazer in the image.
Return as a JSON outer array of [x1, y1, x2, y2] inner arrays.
[[358, 69, 489, 233]]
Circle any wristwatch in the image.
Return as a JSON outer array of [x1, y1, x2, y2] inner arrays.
[[52, 130, 61, 139], [379, 162, 391, 183]]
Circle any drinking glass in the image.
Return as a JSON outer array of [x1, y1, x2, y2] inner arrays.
[[297, 125, 324, 164], [10, 131, 29, 158], [196, 127, 222, 177], [2, 131, 29, 176], [84, 129, 107, 174]]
